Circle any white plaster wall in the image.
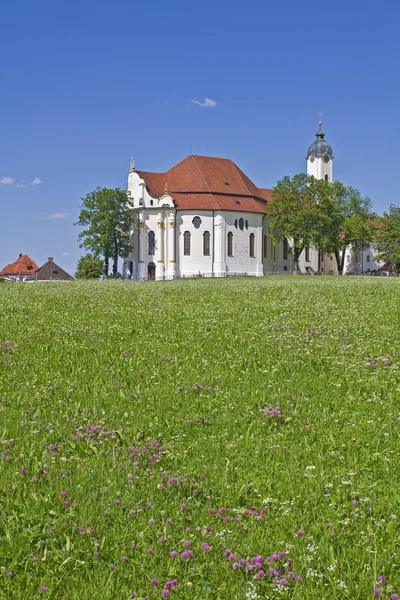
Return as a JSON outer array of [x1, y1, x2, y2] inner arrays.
[[307, 157, 333, 182], [224, 211, 260, 276], [176, 211, 215, 277], [344, 244, 385, 274], [298, 247, 319, 274]]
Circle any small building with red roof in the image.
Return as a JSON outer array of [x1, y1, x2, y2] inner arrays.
[[0, 254, 39, 281]]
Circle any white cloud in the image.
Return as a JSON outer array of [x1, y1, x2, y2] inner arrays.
[[0, 176, 15, 184], [16, 181, 27, 188], [48, 212, 70, 219], [192, 97, 217, 108], [62, 252, 71, 256], [31, 177, 42, 185]]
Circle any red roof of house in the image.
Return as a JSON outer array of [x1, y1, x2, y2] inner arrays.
[[0, 254, 39, 276], [137, 155, 272, 213]]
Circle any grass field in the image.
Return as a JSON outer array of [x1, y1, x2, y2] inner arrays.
[[1, 277, 400, 599]]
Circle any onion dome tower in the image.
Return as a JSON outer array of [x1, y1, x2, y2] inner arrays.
[[306, 122, 334, 182]]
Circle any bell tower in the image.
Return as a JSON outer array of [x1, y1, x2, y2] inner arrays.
[[306, 122, 334, 182]]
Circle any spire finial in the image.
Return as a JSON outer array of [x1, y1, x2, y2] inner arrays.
[[129, 156, 135, 173], [318, 110, 323, 129], [164, 181, 169, 194]]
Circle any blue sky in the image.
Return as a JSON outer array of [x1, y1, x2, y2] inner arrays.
[[1, 0, 399, 275]]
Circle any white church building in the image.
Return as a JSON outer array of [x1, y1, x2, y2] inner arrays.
[[124, 154, 292, 280], [124, 123, 382, 280]]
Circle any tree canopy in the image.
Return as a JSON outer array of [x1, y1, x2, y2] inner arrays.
[[270, 174, 376, 274], [323, 183, 376, 274], [269, 174, 333, 273], [375, 205, 400, 271], [75, 253, 104, 280], [75, 188, 133, 277]]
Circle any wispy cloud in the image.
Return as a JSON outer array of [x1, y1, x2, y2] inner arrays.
[[192, 97, 217, 108], [48, 212, 70, 219], [31, 177, 42, 185], [0, 176, 15, 184], [62, 252, 71, 256], [16, 181, 27, 188]]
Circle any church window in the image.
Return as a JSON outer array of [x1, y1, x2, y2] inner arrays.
[[263, 235, 267, 258], [184, 231, 191, 255], [283, 237, 288, 260], [305, 247, 310, 262], [148, 231, 155, 255], [150, 200, 153, 206], [245, 220, 249, 230], [239, 218, 244, 231], [366, 254, 370, 262], [203, 231, 210, 256], [249, 233, 255, 258], [227, 232, 233, 257], [325, 174, 329, 181], [234, 219, 238, 229], [192, 216, 202, 229]]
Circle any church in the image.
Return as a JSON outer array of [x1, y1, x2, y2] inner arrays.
[[124, 123, 382, 280]]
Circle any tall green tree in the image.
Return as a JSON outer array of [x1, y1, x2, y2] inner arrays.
[[323, 183, 376, 274], [75, 188, 133, 277], [269, 174, 332, 273], [375, 204, 400, 271], [75, 253, 104, 279]]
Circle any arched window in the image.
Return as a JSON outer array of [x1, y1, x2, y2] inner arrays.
[[239, 218, 244, 231], [227, 232, 233, 257], [305, 247, 310, 262], [234, 219, 238, 229], [148, 231, 155, 255], [249, 233, 255, 257], [263, 235, 267, 258], [325, 174, 329, 181], [283, 237, 288, 260], [183, 231, 191, 256], [245, 219, 249, 230], [203, 231, 210, 256]]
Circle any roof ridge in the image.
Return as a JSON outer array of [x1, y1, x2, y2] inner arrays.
[[191, 156, 212, 193], [231, 162, 260, 197]]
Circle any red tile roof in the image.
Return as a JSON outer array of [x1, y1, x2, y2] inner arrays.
[[137, 155, 272, 214], [0, 254, 39, 276]]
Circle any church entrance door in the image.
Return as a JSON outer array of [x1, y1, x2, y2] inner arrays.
[[147, 262, 156, 280]]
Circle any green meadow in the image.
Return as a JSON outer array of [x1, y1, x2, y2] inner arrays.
[[0, 277, 400, 599]]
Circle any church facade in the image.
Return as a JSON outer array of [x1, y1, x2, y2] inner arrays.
[[124, 123, 382, 280]]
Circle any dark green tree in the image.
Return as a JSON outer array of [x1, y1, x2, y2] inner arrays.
[[75, 188, 133, 277], [269, 174, 332, 273], [75, 253, 104, 279], [375, 204, 400, 271]]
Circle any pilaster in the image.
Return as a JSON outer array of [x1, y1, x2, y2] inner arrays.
[[156, 213, 165, 280], [137, 214, 145, 279], [213, 213, 226, 277], [167, 213, 176, 280]]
